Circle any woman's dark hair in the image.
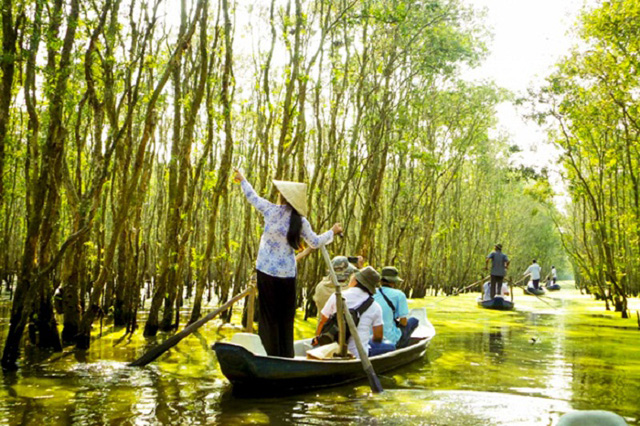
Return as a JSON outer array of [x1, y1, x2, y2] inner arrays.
[[355, 281, 373, 296], [287, 207, 303, 250]]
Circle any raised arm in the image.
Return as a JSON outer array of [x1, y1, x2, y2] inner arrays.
[[235, 169, 272, 215]]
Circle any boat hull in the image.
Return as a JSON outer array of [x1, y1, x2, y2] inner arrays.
[[477, 297, 514, 310], [523, 287, 546, 296], [213, 336, 431, 394], [546, 284, 561, 291]]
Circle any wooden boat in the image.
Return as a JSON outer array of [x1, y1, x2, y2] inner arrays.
[[212, 308, 436, 395], [523, 286, 545, 296], [545, 283, 561, 291], [477, 296, 514, 310]]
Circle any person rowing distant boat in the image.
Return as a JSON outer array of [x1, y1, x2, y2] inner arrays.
[[523, 259, 542, 290], [233, 169, 342, 358], [485, 244, 510, 299]]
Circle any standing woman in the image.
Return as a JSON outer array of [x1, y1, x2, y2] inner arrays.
[[234, 169, 342, 358]]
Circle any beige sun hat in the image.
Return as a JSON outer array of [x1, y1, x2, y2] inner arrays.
[[273, 180, 307, 216]]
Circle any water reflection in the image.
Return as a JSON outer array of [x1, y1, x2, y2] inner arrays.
[[213, 388, 576, 425], [1, 290, 639, 424], [487, 326, 507, 360]]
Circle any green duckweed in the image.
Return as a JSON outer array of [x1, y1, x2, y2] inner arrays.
[[0, 282, 638, 425]]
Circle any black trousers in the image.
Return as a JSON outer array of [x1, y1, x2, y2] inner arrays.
[[490, 275, 504, 298], [256, 270, 297, 358]]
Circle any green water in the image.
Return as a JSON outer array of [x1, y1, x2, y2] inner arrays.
[[1, 284, 639, 425]]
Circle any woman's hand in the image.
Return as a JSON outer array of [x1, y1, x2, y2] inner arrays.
[[331, 223, 343, 235], [233, 168, 245, 183]]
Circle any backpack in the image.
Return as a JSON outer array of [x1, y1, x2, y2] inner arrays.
[[313, 296, 375, 347]]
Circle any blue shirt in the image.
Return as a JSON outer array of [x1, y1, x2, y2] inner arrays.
[[373, 286, 409, 345], [241, 179, 333, 278]]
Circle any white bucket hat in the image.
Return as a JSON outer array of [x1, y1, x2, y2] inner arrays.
[[273, 180, 308, 216]]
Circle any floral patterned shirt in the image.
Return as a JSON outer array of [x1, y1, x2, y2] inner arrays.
[[241, 179, 334, 278]]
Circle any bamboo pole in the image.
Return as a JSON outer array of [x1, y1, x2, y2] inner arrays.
[[319, 246, 347, 357], [512, 280, 558, 309], [244, 286, 256, 333], [130, 285, 254, 367], [453, 275, 491, 296], [509, 277, 514, 303], [320, 245, 383, 393], [528, 292, 558, 309], [295, 246, 314, 261], [431, 275, 490, 305]]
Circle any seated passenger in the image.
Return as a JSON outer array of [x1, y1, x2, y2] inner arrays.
[[374, 267, 419, 349], [312, 256, 357, 321], [482, 281, 510, 301], [316, 266, 395, 358]]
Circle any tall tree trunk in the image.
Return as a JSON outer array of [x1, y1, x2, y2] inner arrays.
[[2, 0, 81, 369], [0, 0, 18, 215], [77, 0, 205, 349], [190, 0, 234, 323]]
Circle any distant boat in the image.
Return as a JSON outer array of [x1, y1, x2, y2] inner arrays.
[[523, 286, 545, 296], [545, 282, 561, 291], [213, 308, 436, 395], [477, 296, 514, 310]]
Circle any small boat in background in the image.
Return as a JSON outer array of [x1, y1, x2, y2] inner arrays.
[[523, 286, 545, 296], [545, 282, 561, 291], [477, 296, 514, 311], [213, 308, 436, 395]]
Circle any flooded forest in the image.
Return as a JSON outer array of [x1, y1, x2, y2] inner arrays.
[[0, 0, 639, 423]]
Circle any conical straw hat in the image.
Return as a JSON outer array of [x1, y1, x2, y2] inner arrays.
[[273, 180, 307, 216]]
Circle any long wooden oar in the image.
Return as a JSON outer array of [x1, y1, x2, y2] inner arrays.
[[513, 283, 558, 309], [515, 275, 553, 298], [452, 275, 491, 296], [295, 246, 314, 261], [429, 275, 490, 307], [130, 286, 254, 367], [512, 276, 528, 287], [319, 245, 383, 393], [318, 246, 348, 357]]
